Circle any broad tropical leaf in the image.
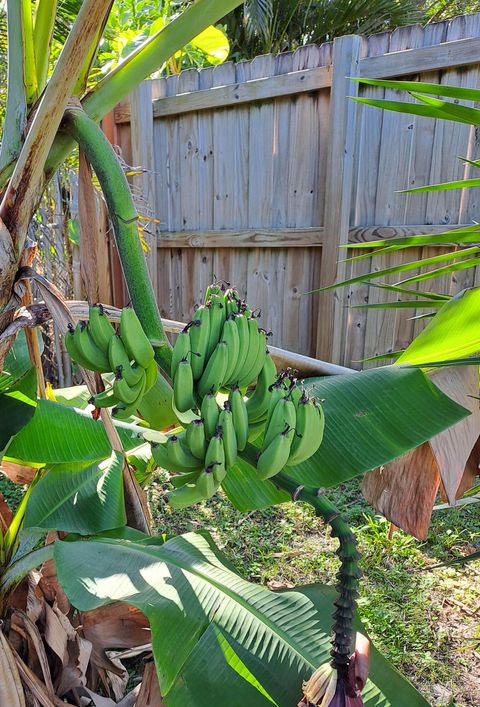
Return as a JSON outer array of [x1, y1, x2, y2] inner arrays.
[[0, 330, 39, 392], [0, 367, 37, 454], [396, 288, 480, 366], [55, 531, 429, 706], [352, 77, 480, 102], [23, 451, 125, 533], [280, 365, 469, 488], [3, 399, 146, 464], [222, 456, 289, 511]]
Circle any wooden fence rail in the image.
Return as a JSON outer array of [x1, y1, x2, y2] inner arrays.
[[108, 12, 480, 368]]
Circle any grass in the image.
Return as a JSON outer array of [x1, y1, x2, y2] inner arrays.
[[149, 474, 480, 707]]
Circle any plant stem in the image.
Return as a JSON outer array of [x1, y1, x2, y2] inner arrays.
[[274, 473, 361, 679], [0, 544, 54, 599], [61, 107, 172, 375]]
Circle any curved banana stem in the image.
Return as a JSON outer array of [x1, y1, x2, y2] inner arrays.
[[274, 473, 361, 680], [61, 107, 172, 375]]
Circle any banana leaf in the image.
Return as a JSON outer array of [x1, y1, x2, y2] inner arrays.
[[3, 399, 143, 464], [397, 288, 480, 365], [55, 531, 429, 707], [0, 366, 37, 454], [23, 451, 125, 534]]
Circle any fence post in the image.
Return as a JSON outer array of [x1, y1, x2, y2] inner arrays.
[[316, 35, 366, 364], [130, 81, 158, 298]]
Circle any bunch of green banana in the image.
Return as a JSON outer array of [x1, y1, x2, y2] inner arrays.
[[170, 283, 270, 411], [65, 304, 156, 416], [255, 379, 325, 480]]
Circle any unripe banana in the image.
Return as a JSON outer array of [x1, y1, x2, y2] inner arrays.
[[201, 391, 221, 439], [204, 282, 222, 304], [120, 307, 154, 368], [246, 353, 277, 422], [205, 428, 226, 483], [189, 306, 211, 380], [89, 387, 119, 409], [74, 321, 111, 372], [229, 386, 248, 451], [88, 304, 116, 352], [173, 357, 195, 413], [197, 341, 228, 399], [195, 466, 218, 500], [221, 315, 240, 384], [262, 397, 296, 451], [218, 404, 237, 468], [167, 482, 205, 509], [229, 312, 249, 384], [206, 293, 226, 358], [256, 426, 295, 480], [113, 368, 146, 405], [109, 334, 145, 387], [64, 325, 87, 368], [238, 328, 267, 389], [186, 418, 207, 460], [144, 358, 158, 393], [264, 376, 290, 431], [167, 434, 204, 470], [287, 395, 325, 466], [235, 317, 260, 387], [171, 326, 192, 379]]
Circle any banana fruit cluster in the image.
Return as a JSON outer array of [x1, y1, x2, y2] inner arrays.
[[65, 305, 156, 418], [171, 284, 268, 412], [152, 384, 250, 509], [252, 370, 325, 480]]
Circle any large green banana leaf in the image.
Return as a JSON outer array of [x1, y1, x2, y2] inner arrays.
[[0, 366, 37, 454], [0, 330, 37, 392], [222, 456, 289, 511], [281, 365, 468, 489], [55, 531, 428, 707], [3, 399, 146, 464], [23, 451, 125, 533]]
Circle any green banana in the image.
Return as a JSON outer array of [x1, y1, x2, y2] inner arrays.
[[144, 358, 158, 393], [204, 282, 222, 304], [197, 341, 228, 399], [88, 304, 116, 352], [205, 428, 226, 483], [218, 404, 237, 468], [167, 434, 204, 470], [238, 327, 267, 388], [229, 311, 249, 384], [189, 306, 211, 380], [120, 307, 154, 368], [186, 418, 207, 460], [112, 402, 139, 421], [173, 357, 195, 413], [262, 396, 296, 450], [229, 385, 249, 451], [113, 368, 146, 405], [264, 376, 290, 431], [287, 395, 325, 466], [256, 426, 295, 480], [235, 316, 260, 387], [246, 353, 277, 422], [206, 293, 226, 359], [167, 482, 205, 509], [73, 321, 111, 372], [201, 391, 220, 439], [89, 387, 119, 409], [137, 370, 177, 431], [195, 467, 216, 500], [171, 326, 192, 379], [151, 442, 178, 472], [221, 315, 240, 384], [109, 334, 145, 386]]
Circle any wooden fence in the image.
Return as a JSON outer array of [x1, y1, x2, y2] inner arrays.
[[109, 12, 480, 368]]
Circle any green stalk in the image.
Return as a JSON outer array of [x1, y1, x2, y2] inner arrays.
[[0, 544, 54, 600], [274, 473, 361, 680], [22, 0, 38, 104], [61, 108, 172, 374], [0, 0, 28, 172], [33, 0, 58, 93]]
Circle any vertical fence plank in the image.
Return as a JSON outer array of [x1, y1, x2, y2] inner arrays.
[[316, 35, 366, 363]]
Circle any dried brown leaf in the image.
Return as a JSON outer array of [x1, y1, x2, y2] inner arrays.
[[0, 630, 27, 707]]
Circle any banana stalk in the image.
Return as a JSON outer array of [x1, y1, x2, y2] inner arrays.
[[61, 107, 172, 376]]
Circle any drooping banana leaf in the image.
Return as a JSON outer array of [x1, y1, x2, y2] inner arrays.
[[3, 399, 147, 464], [55, 531, 429, 707], [0, 366, 37, 454], [23, 451, 125, 534]]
